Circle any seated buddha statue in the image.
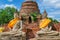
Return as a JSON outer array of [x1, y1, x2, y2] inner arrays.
[[36, 18, 59, 36], [8, 12, 23, 32]]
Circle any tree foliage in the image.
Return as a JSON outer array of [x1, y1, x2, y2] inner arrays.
[[30, 12, 41, 21], [30, 12, 37, 21], [48, 17, 59, 24], [0, 7, 18, 25]]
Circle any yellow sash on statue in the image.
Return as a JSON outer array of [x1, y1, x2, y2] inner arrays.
[[8, 18, 19, 29], [39, 18, 51, 29]]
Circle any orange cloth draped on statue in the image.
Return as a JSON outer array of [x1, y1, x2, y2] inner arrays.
[[39, 18, 51, 29], [8, 18, 20, 29]]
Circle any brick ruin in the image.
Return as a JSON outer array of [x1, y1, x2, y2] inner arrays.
[[20, 1, 40, 16], [19, 1, 47, 39], [19, 1, 47, 26]]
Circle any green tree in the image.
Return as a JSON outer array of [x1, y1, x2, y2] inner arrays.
[[48, 17, 59, 24], [53, 19, 59, 23], [30, 12, 37, 21], [48, 18, 54, 22], [0, 7, 18, 25], [30, 12, 41, 21]]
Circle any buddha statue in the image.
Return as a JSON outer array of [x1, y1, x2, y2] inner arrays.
[[36, 18, 59, 36], [9, 11, 23, 32]]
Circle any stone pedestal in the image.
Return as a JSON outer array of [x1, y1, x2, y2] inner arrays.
[[0, 31, 26, 40]]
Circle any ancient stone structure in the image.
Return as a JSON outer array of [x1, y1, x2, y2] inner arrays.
[[42, 10, 47, 19], [20, 1, 40, 16], [19, 0, 51, 40], [53, 23, 60, 31], [19, 1, 42, 24], [19, 1, 42, 39]]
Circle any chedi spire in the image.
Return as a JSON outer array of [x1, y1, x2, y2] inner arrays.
[[42, 10, 47, 19]]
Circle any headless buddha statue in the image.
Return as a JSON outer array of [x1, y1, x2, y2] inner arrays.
[[36, 18, 59, 36], [12, 12, 23, 32], [8, 12, 23, 32]]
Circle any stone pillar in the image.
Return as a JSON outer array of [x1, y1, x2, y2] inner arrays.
[[42, 10, 47, 19]]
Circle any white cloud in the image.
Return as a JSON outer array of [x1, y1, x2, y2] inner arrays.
[[38, 0, 60, 21], [8, 0, 13, 2], [48, 10, 60, 21], [0, 4, 20, 11], [4, 4, 16, 8], [43, 0, 58, 4], [43, 0, 60, 8], [55, 3, 60, 8], [48, 15, 55, 20], [0, 4, 17, 9], [49, 11, 60, 15], [47, 10, 60, 22], [48, 15, 55, 18]]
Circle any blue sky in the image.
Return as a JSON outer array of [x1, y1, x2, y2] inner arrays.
[[0, 0, 60, 21]]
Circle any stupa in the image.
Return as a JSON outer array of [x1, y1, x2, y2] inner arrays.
[[19, 0, 55, 39], [20, 0, 41, 16], [19, 0, 41, 39]]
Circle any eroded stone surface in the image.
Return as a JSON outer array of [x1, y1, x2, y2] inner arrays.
[[0, 31, 26, 40]]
